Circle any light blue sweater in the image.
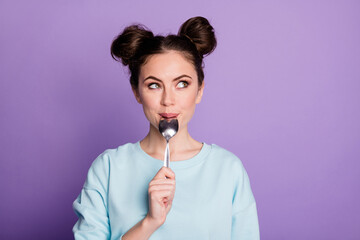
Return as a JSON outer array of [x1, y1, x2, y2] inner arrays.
[[72, 142, 260, 239]]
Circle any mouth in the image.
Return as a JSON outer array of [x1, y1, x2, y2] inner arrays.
[[159, 113, 179, 120]]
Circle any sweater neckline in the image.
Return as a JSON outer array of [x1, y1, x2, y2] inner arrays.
[[135, 141, 211, 170]]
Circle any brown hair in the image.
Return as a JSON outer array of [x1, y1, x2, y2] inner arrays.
[[110, 16, 217, 90]]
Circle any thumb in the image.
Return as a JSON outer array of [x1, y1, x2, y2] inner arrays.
[[153, 167, 175, 180]]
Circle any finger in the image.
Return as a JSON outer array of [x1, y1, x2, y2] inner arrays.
[[165, 199, 173, 212], [153, 167, 175, 179], [149, 184, 175, 193], [150, 190, 174, 201], [149, 184, 175, 191], [149, 179, 176, 187], [149, 185, 175, 197], [153, 167, 175, 180]]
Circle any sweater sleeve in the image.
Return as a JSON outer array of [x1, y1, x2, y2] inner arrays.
[[231, 161, 260, 240], [72, 152, 112, 240]]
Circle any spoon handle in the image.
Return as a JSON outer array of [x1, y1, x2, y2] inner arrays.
[[163, 141, 170, 168]]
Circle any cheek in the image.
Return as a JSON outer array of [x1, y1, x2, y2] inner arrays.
[[179, 91, 198, 112], [183, 97, 196, 108], [141, 93, 160, 114]]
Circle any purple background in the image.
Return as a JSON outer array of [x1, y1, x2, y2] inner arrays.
[[1, 0, 359, 239]]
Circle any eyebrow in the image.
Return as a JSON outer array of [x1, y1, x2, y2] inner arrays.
[[143, 74, 192, 82]]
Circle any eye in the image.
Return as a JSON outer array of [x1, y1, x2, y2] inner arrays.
[[177, 81, 189, 88], [148, 83, 160, 89]]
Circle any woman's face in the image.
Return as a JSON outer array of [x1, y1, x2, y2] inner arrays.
[[133, 50, 204, 133]]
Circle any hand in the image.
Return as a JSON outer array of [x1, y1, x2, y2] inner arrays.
[[146, 167, 176, 227]]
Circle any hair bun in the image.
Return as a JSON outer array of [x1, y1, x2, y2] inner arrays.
[[111, 25, 154, 65], [178, 16, 217, 57]]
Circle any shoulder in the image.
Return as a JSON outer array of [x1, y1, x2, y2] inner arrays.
[[208, 144, 255, 196], [102, 142, 137, 158], [89, 142, 137, 172], [205, 143, 251, 185], [207, 143, 245, 170], [84, 142, 137, 186]]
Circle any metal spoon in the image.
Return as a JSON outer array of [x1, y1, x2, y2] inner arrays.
[[159, 119, 178, 168]]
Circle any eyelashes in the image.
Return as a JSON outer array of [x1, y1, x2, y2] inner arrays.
[[177, 81, 189, 88], [148, 83, 159, 89], [148, 81, 189, 89]]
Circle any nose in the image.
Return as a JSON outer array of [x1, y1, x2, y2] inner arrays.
[[160, 88, 175, 106]]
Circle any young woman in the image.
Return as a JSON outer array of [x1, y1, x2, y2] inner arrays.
[[72, 16, 260, 240]]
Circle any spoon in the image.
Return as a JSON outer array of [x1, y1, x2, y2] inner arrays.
[[159, 119, 178, 168]]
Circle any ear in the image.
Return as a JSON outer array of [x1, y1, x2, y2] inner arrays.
[[132, 87, 142, 104], [195, 81, 204, 104]]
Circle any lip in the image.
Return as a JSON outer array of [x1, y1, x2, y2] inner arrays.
[[159, 113, 179, 119]]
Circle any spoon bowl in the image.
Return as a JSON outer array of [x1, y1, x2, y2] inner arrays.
[[159, 119, 179, 141], [159, 119, 178, 168]]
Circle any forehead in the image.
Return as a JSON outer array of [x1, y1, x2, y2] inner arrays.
[[140, 51, 197, 79]]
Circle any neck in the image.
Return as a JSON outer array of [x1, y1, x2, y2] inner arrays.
[[140, 123, 201, 160]]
